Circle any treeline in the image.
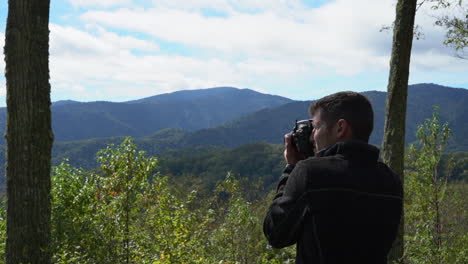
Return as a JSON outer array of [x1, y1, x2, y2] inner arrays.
[[157, 144, 468, 190], [48, 136, 468, 186], [0, 138, 467, 192], [157, 142, 285, 191]]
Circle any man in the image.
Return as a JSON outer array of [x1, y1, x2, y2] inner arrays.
[[263, 91, 402, 264]]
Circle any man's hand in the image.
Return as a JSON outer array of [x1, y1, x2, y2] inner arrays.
[[284, 134, 305, 165]]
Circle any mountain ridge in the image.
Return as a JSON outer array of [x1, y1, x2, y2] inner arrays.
[[0, 86, 293, 143], [46, 83, 468, 172], [0, 83, 466, 188]]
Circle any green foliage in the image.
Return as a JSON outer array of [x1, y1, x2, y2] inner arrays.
[[440, 152, 468, 181], [51, 161, 98, 263], [0, 200, 5, 262], [23, 137, 295, 264], [205, 173, 295, 264], [158, 142, 285, 191], [404, 108, 467, 264]]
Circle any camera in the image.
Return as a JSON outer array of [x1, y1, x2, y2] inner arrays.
[[286, 119, 315, 158]]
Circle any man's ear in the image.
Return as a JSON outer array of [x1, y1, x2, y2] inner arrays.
[[336, 119, 352, 140]]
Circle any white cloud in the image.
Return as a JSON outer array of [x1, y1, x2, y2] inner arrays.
[[412, 50, 468, 72], [150, 0, 306, 14], [403, 2, 468, 73], [0, 31, 4, 76], [49, 24, 248, 100], [50, 24, 158, 57], [49, 0, 466, 102], [49, 24, 164, 100], [1, 32, 6, 100], [70, 0, 132, 8], [49, 20, 324, 97], [79, 0, 412, 75], [0, 81, 5, 97], [236, 58, 307, 76], [2, 0, 463, 103], [51, 49, 245, 100], [150, 0, 231, 12]]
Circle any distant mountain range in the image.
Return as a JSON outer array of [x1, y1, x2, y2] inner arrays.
[[129, 83, 467, 151], [0, 83, 466, 174], [37, 83, 466, 169], [0, 87, 292, 143]]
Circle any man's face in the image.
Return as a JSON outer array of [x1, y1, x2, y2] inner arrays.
[[311, 109, 338, 152]]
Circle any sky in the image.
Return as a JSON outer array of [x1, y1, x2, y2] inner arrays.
[[0, 0, 467, 106]]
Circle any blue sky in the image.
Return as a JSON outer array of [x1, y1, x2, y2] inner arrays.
[[0, 0, 467, 106]]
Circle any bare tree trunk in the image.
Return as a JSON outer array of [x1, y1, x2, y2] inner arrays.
[[381, 0, 417, 263], [4, 0, 53, 263]]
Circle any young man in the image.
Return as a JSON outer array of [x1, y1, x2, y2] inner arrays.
[[263, 92, 403, 264]]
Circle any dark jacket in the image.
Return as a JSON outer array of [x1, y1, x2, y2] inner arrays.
[[263, 141, 403, 264]]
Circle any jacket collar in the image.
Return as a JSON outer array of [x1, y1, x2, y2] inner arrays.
[[315, 140, 380, 162]]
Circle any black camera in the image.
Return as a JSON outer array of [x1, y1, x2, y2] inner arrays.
[[286, 119, 315, 158]]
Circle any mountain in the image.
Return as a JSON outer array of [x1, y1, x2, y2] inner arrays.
[[187, 83, 468, 150], [0, 87, 293, 143], [47, 83, 468, 172], [125, 86, 284, 105], [52, 100, 80, 106]]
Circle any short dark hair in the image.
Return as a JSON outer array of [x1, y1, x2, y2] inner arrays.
[[309, 91, 374, 142]]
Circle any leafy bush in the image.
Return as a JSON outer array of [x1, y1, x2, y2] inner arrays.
[[47, 137, 294, 263], [404, 108, 467, 264]]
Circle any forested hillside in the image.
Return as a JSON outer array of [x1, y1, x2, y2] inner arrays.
[[2, 139, 466, 193], [0, 87, 292, 142], [48, 84, 468, 156], [1, 83, 465, 147], [0, 83, 467, 189]]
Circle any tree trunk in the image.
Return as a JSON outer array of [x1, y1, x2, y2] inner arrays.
[[381, 0, 417, 263], [4, 0, 53, 263]]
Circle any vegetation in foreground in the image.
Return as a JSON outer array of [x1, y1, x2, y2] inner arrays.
[[0, 138, 295, 264], [402, 110, 467, 264]]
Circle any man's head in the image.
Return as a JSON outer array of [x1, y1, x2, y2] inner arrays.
[[309, 91, 374, 152]]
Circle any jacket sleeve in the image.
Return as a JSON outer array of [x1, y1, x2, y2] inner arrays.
[[263, 161, 310, 248]]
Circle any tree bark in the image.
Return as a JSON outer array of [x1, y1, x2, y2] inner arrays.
[[4, 0, 53, 263], [382, 0, 417, 263]]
